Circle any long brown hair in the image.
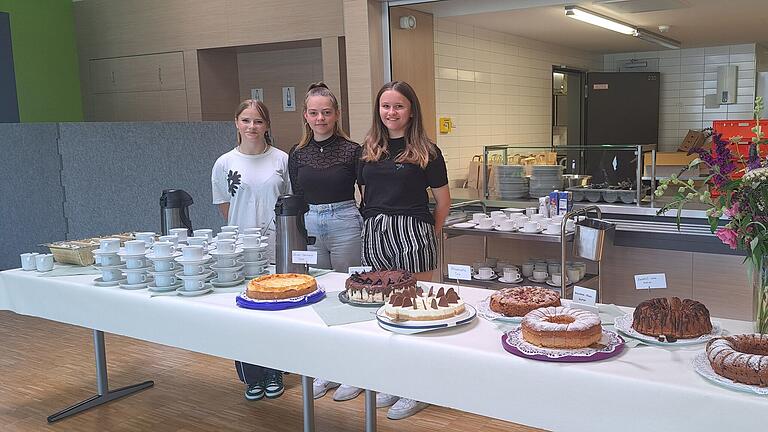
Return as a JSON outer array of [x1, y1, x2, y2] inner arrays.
[[362, 81, 435, 168], [234, 99, 272, 145], [296, 82, 350, 149]]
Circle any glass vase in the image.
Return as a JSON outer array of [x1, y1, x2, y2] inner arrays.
[[751, 255, 768, 334]]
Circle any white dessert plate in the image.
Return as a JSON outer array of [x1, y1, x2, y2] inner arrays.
[[375, 304, 477, 335], [614, 314, 722, 346], [93, 276, 126, 287], [692, 352, 768, 395], [211, 276, 246, 287], [498, 276, 524, 284], [451, 222, 475, 229], [476, 297, 523, 323], [176, 285, 213, 297]]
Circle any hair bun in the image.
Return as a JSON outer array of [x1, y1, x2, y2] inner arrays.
[[307, 82, 329, 91]]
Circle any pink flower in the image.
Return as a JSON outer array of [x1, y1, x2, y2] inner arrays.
[[723, 203, 739, 218], [715, 228, 738, 249]]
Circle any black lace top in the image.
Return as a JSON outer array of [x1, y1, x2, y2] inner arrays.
[[288, 135, 362, 205]]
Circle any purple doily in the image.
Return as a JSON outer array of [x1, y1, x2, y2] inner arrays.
[[236, 288, 325, 311], [501, 328, 625, 362]]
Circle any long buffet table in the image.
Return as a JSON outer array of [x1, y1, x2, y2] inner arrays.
[[0, 268, 766, 431]]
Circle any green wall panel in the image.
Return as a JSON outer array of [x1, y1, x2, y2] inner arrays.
[[0, 0, 82, 122]]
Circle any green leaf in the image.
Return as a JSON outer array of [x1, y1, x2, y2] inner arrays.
[[710, 217, 720, 233]]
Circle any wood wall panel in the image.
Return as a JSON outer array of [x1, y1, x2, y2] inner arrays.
[[183, 50, 202, 121], [198, 48, 240, 122], [389, 7, 436, 141], [342, 0, 375, 142], [692, 252, 751, 320]]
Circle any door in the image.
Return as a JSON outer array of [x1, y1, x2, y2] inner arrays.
[[0, 12, 19, 123], [552, 67, 584, 173]]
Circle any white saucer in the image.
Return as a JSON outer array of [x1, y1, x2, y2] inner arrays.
[[209, 248, 244, 257], [210, 263, 245, 272], [145, 251, 182, 260], [546, 278, 570, 287], [174, 255, 212, 264], [245, 270, 270, 279], [241, 258, 269, 266], [240, 243, 269, 250], [473, 225, 495, 230], [520, 228, 543, 234], [176, 285, 213, 296], [93, 263, 126, 270], [527, 276, 548, 283], [473, 273, 497, 280], [494, 226, 517, 232], [123, 265, 151, 273], [118, 281, 148, 290], [498, 276, 523, 284], [451, 222, 475, 229], [93, 276, 126, 286], [542, 230, 561, 236], [211, 276, 246, 287], [147, 268, 178, 276], [117, 248, 149, 258], [175, 270, 213, 280], [147, 281, 182, 292], [92, 248, 121, 256]]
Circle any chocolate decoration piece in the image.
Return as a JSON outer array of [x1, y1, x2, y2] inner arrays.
[[392, 295, 403, 307], [445, 290, 459, 304], [428, 287, 434, 297], [430, 299, 438, 309], [446, 287, 457, 296], [416, 286, 424, 296], [421, 299, 427, 309], [437, 287, 445, 298], [438, 296, 449, 307], [402, 296, 413, 307]]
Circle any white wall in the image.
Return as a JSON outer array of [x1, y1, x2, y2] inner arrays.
[[433, 19, 602, 181], [604, 44, 757, 152]]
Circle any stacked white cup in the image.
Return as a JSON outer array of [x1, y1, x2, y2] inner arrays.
[[210, 226, 244, 286], [240, 231, 269, 278], [92, 238, 126, 286], [174, 245, 212, 294], [118, 240, 151, 289], [146, 241, 181, 292]]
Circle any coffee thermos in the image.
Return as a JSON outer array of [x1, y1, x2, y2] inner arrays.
[[160, 189, 194, 236], [274, 195, 315, 274]]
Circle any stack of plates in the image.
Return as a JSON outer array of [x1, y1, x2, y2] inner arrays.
[[529, 165, 563, 197], [495, 165, 528, 199]]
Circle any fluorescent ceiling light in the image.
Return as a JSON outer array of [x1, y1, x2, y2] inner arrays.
[[634, 28, 681, 49], [564, 5, 636, 35]]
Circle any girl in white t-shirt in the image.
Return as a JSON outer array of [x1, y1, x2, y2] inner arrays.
[[211, 100, 290, 402]]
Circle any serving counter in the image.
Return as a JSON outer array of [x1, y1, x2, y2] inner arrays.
[[1, 268, 765, 432]]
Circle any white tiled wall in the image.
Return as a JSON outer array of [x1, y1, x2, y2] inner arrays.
[[604, 44, 757, 152], [433, 19, 602, 181]]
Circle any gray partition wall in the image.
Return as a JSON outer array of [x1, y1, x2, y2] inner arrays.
[[0, 124, 66, 269]]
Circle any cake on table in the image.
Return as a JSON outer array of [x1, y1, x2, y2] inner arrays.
[[383, 286, 465, 321], [246, 273, 317, 300], [631, 297, 712, 340], [489, 286, 561, 317], [345, 269, 417, 303], [706, 334, 768, 387], [521, 306, 602, 349]]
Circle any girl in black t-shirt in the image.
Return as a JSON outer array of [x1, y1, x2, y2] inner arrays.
[[358, 82, 451, 419]]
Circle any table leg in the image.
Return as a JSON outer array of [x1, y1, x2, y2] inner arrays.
[[301, 375, 315, 432], [47, 330, 154, 423], [364, 389, 377, 432]]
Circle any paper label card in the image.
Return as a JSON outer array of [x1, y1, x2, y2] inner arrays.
[[572, 286, 597, 306], [292, 250, 317, 264], [348, 266, 373, 275], [634, 273, 667, 290], [447, 264, 472, 281]]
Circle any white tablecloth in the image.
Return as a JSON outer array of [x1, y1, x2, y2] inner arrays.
[[1, 268, 765, 431]]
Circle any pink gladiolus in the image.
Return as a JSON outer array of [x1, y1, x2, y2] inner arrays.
[[715, 228, 738, 249]]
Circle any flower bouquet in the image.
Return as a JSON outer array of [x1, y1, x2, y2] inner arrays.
[[655, 97, 768, 333]]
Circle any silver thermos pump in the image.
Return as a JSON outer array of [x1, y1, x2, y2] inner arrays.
[[160, 189, 194, 236], [274, 195, 315, 274]]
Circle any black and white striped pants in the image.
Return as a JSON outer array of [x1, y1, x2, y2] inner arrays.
[[361, 214, 437, 273]]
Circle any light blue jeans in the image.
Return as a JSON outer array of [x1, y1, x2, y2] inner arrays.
[[305, 200, 363, 273]]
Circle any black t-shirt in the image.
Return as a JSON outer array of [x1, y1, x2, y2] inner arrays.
[[288, 136, 361, 205], [357, 137, 448, 225]]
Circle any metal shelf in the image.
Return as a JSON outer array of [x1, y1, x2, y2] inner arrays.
[[443, 226, 574, 242], [441, 274, 597, 293]]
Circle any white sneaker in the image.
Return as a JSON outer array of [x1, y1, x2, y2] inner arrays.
[[375, 392, 399, 408], [332, 384, 363, 401], [387, 398, 429, 420], [312, 379, 340, 399]]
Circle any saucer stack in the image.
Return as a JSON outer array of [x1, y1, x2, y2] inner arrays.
[[210, 237, 244, 288], [240, 232, 269, 279], [92, 238, 126, 286], [529, 165, 563, 197], [146, 241, 182, 292], [117, 240, 151, 290], [174, 245, 213, 296], [495, 165, 529, 199]]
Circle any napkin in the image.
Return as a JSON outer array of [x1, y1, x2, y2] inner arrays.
[[38, 264, 101, 277], [312, 292, 377, 326]]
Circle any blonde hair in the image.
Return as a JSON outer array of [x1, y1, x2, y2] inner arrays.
[[362, 81, 435, 169], [234, 99, 272, 145], [297, 82, 349, 149]]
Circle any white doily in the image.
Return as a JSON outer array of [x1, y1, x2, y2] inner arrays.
[[614, 314, 722, 346], [692, 352, 768, 395], [505, 328, 623, 359], [476, 297, 523, 323]]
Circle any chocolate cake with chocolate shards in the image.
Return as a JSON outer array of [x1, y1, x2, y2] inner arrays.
[[345, 269, 417, 303]]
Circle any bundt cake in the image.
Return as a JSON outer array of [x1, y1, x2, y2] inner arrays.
[[706, 334, 768, 387], [632, 297, 712, 339]]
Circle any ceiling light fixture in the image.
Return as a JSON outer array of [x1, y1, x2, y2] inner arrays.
[[564, 5, 681, 49], [564, 5, 635, 35]]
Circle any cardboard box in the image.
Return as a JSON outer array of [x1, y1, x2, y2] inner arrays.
[[644, 152, 708, 178], [678, 129, 707, 152]]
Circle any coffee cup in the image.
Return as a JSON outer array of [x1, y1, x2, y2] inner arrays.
[[125, 257, 146, 269], [477, 217, 493, 229], [181, 263, 205, 275], [154, 272, 177, 287], [478, 266, 495, 279], [499, 219, 516, 231], [490, 210, 505, 218], [243, 262, 265, 276], [552, 273, 564, 285], [35, 254, 54, 272], [242, 250, 265, 262], [567, 267, 581, 283], [193, 229, 213, 241], [99, 238, 121, 253], [126, 271, 147, 285], [216, 232, 237, 241], [525, 207, 537, 216], [216, 257, 238, 268], [548, 263, 561, 275], [523, 221, 539, 233], [241, 234, 262, 248], [503, 267, 520, 281], [485, 257, 498, 268], [20, 252, 39, 271], [472, 212, 487, 223], [183, 279, 205, 291], [134, 232, 155, 246], [217, 269, 241, 282], [152, 241, 174, 257], [545, 223, 561, 235], [242, 227, 261, 236], [532, 270, 548, 281], [187, 236, 209, 249], [124, 240, 146, 255], [492, 214, 508, 226], [101, 268, 123, 282], [169, 228, 189, 242], [221, 225, 239, 234], [521, 263, 534, 277], [574, 262, 587, 279], [159, 235, 178, 246], [551, 215, 564, 225], [216, 239, 236, 254], [181, 245, 204, 261], [154, 260, 176, 272]]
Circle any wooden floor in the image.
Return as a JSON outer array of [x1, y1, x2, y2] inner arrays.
[[0, 311, 544, 432]]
